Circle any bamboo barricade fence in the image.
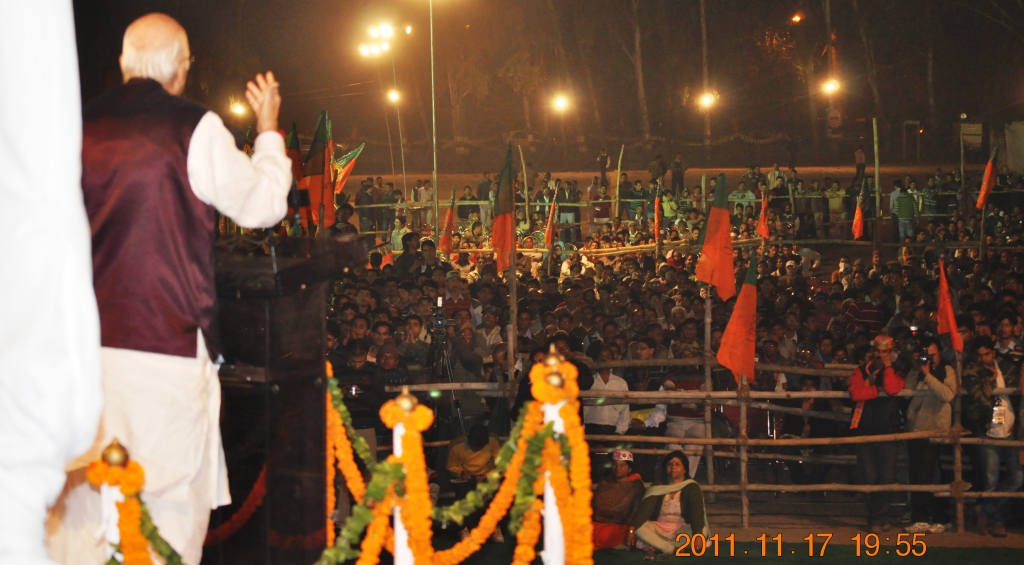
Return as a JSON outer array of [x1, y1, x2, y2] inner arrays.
[[386, 357, 1024, 532]]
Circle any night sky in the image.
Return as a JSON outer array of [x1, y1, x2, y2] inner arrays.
[[72, 0, 1024, 170]]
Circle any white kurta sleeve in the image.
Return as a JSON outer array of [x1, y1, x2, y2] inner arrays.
[[186, 112, 292, 228]]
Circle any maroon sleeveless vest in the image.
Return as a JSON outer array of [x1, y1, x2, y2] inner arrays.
[[82, 79, 218, 359]]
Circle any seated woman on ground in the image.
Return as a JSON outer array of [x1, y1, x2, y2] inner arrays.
[[627, 450, 709, 558], [591, 450, 646, 550]]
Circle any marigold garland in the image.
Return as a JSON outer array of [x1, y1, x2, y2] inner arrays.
[[326, 390, 338, 547], [432, 402, 544, 565], [542, 438, 575, 552], [354, 493, 395, 565], [395, 407, 435, 565], [561, 401, 594, 565], [510, 499, 543, 565]]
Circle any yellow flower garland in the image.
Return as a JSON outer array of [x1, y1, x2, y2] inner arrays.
[[87, 459, 150, 565], [326, 392, 338, 547], [432, 402, 544, 565], [561, 402, 594, 565], [354, 492, 395, 565]]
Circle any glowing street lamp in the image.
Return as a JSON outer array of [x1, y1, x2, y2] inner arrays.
[[791, 14, 802, 23], [387, 89, 400, 102], [552, 94, 570, 112], [378, 23, 394, 38], [405, 25, 412, 34], [369, 26, 379, 38], [359, 44, 371, 56], [822, 79, 840, 94], [699, 92, 716, 109], [230, 101, 246, 115]]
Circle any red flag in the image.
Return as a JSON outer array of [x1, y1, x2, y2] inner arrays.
[[653, 193, 662, 240], [718, 259, 758, 383], [299, 111, 334, 228], [490, 144, 516, 273], [976, 148, 999, 210], [755, 194, 770, 239], [332, 143, 365, 195], [696, 174, 736, 300], [544, 200, 558, 248], [851, 200, 864, 240], [937, 260, 963, 352], [438, 191, 457, 255]]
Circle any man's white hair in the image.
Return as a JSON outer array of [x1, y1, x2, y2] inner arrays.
[[120, 14, 190, 85]]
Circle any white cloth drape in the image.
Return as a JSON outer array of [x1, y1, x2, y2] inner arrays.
[[0, 2, 104, 565]]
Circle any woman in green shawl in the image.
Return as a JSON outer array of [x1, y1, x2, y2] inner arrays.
[[627, 450, 709, 557]]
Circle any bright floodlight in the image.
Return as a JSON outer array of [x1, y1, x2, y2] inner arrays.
[[380, 41, 390, 52], [370, 44, 381, 55], [699, 92, 716, 108], [822, 79, 840, 94], [359, 44, 371, 56], [379, 23, 394, 38], [791, 14, 802, 22], [369, 26, 379, 38], [230, 101, 246, 115], [552, 94, 569, 111], [387, 89, 400, 102], [405, 25, 412, 34]]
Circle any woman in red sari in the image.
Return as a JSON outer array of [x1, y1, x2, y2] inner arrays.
[[592, 450, 646, 550]]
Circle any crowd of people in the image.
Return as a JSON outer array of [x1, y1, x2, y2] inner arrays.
[[317, 158, 1024, 553]]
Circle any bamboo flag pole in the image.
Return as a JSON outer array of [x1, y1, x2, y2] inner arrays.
[[702, 173, 715, 489], [508, 183, 518, 389], [872, 118, 881, 249], [614, 144, 625, 220], [518, 145, 529, 228], [953, 353, 965, 533], [739, 375, 750, 529]]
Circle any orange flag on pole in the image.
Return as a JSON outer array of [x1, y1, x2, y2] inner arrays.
[[937, 259, 963, 352], [718, 258, 758, 384], [490, 144, 516, 273], [653, 189, 662, 239], [755, 193, 770, 239], [851, 200, 864, 240], [544, 199, 558, 248], [438, 191, 457, 255], [696, 174, 736, 300], [976, 148, 999, 210]]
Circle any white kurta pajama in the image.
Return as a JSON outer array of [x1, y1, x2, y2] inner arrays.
[[46, 113, 291, 565], [0, 3, 104, 565]]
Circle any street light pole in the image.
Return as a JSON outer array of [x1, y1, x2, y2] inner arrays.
[[429, 0, 439, 238], [390, 54, 409, 198], [699, 0, 710, 148]]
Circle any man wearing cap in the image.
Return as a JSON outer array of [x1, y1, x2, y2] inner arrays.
[[592, 450, 646, 550], [441, 271, 472, 318], [848, 336, 906, 532]]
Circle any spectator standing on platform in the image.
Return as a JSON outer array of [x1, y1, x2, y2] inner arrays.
[[855, 146, 866, 179], [848, 337, 906, 532], [597, 148, 612, 187], [671, 153, 686, 194], [962, 337, 1023, 537]]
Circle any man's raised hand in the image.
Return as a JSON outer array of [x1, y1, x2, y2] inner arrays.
[[246, 71, 281, 134]]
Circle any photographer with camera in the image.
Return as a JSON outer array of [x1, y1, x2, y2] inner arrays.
[[903, 337, 956, 534], [848, 336, 906, 532]]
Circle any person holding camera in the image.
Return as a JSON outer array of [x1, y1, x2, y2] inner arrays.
[[962, 336, 1023, 537], [903, 338, 956, 534], [847, 336, 906, 532]]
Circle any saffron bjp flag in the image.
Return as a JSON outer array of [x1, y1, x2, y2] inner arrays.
[[851, 200, 864, 240], [438, 191, 457, 255], [755, 193, 770, 239], [937, 259, 963, 352], [333, 143, 365, 195], [717, 258, 758, 384], [696, 174, 736, 300], [544, 199, 558, 248], [976, 147, 999, 210], [490, 143, 516, 273], [653, 189, 662, 240], [285, 122, 303, 181], [300, 110, 334, 228]]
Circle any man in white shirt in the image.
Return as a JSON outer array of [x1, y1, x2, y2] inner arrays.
[[584, 348, 630, 435], [46, 14, 291, 565], [1, 3, 103, 564]]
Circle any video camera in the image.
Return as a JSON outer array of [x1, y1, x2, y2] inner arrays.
[[429, 296, 455, 337]]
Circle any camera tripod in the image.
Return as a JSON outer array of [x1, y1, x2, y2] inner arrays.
[[426, 326, 466, 436]]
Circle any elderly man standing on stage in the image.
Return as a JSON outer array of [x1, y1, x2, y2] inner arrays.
[[47, 13, 291, 565]]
